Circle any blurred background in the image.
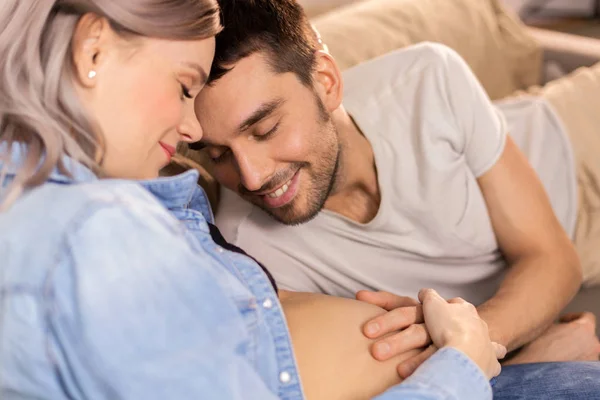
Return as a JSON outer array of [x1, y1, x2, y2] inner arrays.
[[300, 0, 600, 37], [508, 0, 600, 36]]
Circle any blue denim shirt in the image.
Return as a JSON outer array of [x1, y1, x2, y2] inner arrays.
[[0, 144, 492, 399]]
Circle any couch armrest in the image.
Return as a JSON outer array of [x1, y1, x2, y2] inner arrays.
[[526, 27, 600, 82]]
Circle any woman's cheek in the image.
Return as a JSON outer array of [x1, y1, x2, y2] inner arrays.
[[130, 73, 182, 136]]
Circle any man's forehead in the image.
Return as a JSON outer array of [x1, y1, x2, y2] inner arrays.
[[212, 52, 275, 88], [201, 55, 277, 105], [198, 56, 285, 127]]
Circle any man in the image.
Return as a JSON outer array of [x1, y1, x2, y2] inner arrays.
[[192, 0, 600, 373]]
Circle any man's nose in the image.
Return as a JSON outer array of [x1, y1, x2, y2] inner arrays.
[[234, 150, 274, 193]]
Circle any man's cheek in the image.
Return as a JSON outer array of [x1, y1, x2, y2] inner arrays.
[[279, 128, 312, 160]]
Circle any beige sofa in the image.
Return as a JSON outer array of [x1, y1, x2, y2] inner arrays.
[[178, 0, 600, 331], [302, 0, 600, 78]]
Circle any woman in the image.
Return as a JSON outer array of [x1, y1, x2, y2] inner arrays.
[[0, 1, 502, 399]]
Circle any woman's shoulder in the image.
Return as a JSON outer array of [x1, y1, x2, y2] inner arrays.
[[0, 179, 182, 285], [5, 178, 171, 228]]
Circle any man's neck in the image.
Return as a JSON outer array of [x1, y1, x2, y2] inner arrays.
[[324, 108, 380, 224]]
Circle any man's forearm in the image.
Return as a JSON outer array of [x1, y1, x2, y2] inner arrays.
[[477, 253, 581, 352]]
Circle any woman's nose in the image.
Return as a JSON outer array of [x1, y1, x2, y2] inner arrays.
[[178, 102, 203, 143]]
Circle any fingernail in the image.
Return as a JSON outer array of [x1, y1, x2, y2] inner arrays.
[[366, 323, 380, 335], [375, 342, 390, 356]]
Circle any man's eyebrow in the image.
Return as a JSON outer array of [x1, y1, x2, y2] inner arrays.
[[181, 62, 208, 85], [188, 98, 285, 151], [238, 98, 285, 132]]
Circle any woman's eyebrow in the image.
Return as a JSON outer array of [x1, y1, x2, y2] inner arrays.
[[181, 62, 208, 85]]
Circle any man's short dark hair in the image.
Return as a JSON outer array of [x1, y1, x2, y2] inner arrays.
[[208, 0, 318, 86]]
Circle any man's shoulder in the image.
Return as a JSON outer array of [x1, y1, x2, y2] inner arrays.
[[342, 42, 460, 88]]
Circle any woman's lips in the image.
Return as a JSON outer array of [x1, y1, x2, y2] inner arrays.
[[159, 142, 176, 161]]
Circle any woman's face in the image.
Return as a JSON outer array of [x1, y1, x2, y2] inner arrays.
[[75, 17, 215, 179]]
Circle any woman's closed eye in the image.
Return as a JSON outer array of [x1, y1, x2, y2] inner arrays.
[[181, 84, 193, 100]]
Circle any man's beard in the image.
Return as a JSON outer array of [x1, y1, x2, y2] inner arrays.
[[266, 93, 341, 225], [241, 99, 341, 225], [268, 143, 340, 226], [240, 132, 341, 226]]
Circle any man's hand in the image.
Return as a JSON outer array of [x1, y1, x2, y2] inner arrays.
[[357, 290, 435, 378], [505, 312, 600, 365]]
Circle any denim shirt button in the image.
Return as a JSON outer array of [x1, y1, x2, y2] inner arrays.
[[262, 298, 273, 309], [279, 371, 291, 384], [215, 246, 224, 254]]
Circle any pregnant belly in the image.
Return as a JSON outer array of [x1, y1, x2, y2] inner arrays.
[[280, 291, 420, 400]]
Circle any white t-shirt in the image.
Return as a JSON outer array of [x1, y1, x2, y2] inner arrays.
[[216, 43, 577, 305]]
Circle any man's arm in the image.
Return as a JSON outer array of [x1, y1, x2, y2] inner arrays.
[[360, 137, 581, 359], [475, 136, 582, 351], [359, 44, 581, 372], [428, 43, 582, 351]]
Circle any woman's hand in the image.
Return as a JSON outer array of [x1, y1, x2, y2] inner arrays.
[[419, 288, 506, 379]]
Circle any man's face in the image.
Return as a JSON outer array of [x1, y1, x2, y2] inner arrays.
[[195, 53, 340, 225]]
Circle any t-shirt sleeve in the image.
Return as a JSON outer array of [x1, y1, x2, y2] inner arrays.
[[436, 45, 508, 177]]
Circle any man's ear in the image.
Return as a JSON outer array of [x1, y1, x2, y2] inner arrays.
[[311, 50, 344, 112], [71, 13, 114, 88]]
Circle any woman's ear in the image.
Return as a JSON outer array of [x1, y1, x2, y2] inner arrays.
[[71, 13, 113, 88], [311, 50, 344, 112]]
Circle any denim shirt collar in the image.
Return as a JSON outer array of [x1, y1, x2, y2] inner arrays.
[[139, 171, 215, 223], [2, 142, 214, 223]]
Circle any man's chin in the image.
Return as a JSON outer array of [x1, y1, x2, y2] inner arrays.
[[261, 203, 321, 226]]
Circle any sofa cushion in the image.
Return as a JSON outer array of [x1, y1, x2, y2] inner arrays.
[[312, 0, 542, 99], [520, 63, 600, 287]]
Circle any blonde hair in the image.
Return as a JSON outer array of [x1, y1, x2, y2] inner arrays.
[[0, 0, 221, 208]]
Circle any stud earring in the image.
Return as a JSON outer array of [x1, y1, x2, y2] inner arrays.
[[88, 70, 96, 79]]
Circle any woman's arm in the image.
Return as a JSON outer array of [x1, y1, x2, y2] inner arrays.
[[375, 348, 492, 400], [53, 203, 282, 400], [51, 203, 498, 400]]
